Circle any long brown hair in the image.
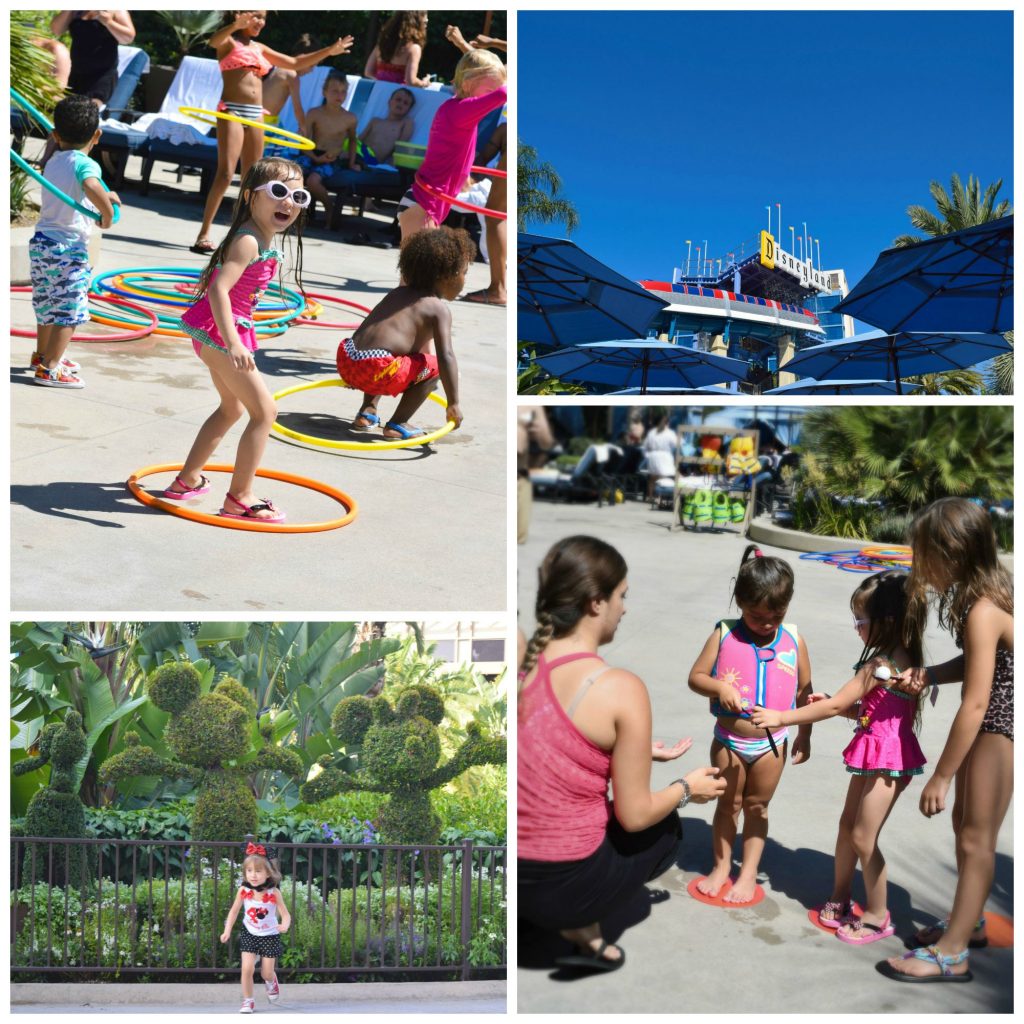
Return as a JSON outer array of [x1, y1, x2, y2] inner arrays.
[[520, 536, 627, 675], [378, 11, 427, 62], [194, 157, 306, 305], [905, 498, 1013, 648]]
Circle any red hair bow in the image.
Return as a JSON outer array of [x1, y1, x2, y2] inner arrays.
[[246, 842, 267, 856]]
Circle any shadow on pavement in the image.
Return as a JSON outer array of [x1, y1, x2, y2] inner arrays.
[[11, 481, 148, 528]]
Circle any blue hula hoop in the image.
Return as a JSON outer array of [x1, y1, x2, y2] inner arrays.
[[103, 270, 297, 312], [10, 88, 120, 225]]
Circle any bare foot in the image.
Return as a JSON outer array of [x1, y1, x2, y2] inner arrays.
[[696, 868, 731, 897], [723, 876, 758, 904]]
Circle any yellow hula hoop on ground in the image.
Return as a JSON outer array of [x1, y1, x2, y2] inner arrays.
[[178, 106, 316, 150], [271, 378, 455, 451]]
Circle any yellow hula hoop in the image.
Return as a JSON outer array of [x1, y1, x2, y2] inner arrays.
[[178, 106, 315, 150], [271, 378, 455, 451]]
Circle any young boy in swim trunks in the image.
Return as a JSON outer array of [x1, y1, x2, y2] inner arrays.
[[300, 73, 358, 225], [336, 227, 474, 438], [357, 88, 415, 168]]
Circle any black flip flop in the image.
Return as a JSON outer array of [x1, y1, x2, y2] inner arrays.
[[554, 940, 625, 973], [189, 241, 216, 255]]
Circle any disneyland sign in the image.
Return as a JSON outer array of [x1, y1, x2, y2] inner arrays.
[[759, 231, 830, 291]]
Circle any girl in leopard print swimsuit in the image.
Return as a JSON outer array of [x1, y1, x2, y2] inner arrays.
[[881, 498, 1013, 984]]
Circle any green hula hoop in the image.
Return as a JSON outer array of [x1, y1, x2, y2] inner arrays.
[[11, 88, 120, 225]]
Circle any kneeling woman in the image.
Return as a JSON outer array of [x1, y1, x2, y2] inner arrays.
[[518, 536, 725, 971]]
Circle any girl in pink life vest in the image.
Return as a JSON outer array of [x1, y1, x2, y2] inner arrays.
[[220, 842, 292, 1014], [751, 571, 926, 945], [688, 545, 813, 905]]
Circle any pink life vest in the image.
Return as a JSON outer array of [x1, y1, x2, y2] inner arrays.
[[710, 619, 800, 717]]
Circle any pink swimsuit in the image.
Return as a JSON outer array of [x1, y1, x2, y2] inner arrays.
[[411, 84, 506, 226], [179, 230, 283, 355]]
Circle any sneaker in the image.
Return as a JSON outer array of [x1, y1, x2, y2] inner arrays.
[[31, 352, 80, 372], [239, 997, 255, 1013], [265, 975, 280, 1002], [34, 365, 85, 388]]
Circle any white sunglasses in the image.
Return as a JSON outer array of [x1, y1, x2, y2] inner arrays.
[[253, 180, 311, 208]]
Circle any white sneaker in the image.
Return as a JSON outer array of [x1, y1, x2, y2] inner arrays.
[[265, 975, 280, 1002], [34, 365, 84, 388], [240, 997, 255, 1013]]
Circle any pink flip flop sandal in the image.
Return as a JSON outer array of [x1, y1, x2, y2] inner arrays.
[[163, 474, 211, 500], [837, 911, 894, 945], [219, 491, 286, 523]]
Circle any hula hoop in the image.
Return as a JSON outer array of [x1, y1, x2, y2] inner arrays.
[[293, 292, 371, 329], [10, 286, 157, 342], [271, 379, 455, 451], [178, 107, 315, 151], [105, 275, 318, 318], [469, 165, 507, 178], [11, 148, 121, 225], [860, 546, 912, 561], [414, 175, 507, 220], [126, 463, 357, 533]]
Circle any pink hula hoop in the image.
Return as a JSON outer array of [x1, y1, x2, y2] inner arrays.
[[11, 286, 158, 342], [469, 165, 507, 177], [414, 175, 508, 220], [293, 292, 372, 329]]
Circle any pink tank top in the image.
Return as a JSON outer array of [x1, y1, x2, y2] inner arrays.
[[710, 619, 800, 716], [518, 651, 612, 862]]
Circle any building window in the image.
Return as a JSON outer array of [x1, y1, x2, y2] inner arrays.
[[433, 639, 456, 661], [471, 638, 505, 663]]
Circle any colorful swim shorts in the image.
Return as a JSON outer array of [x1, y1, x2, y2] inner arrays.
[[29, 232, 91, 326], [336, 337, 438, 397]]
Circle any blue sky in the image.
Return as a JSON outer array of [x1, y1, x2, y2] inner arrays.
[[519, 10, 1013, 290]]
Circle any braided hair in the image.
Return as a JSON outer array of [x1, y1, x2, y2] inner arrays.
[[520, 536, 627, 676]]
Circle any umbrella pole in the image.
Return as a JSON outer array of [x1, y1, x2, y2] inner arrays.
[[641, 353, 650, 395], [891, 341, 903, 395]]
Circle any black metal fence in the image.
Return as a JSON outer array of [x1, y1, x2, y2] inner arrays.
[[11, 836, 506, 979]]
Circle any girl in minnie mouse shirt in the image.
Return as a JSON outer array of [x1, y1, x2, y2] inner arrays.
[[221, 842, 292, 1013]]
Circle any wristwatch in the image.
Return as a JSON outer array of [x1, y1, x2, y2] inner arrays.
[[672, 777, 691, 808]]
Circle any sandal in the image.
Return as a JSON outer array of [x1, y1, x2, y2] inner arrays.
[[189, 239, 215, 255], [383, 420, 426, 440], [460, 288, 506, 307], [906, 917, 987, 950], [219, 491, 286, 523], [817, 900, 856, 930], [837, 911, 894, 945], [877, 945, 972, 983], [554, 940, 625, 973], [162, 473, 211, 500], [352, 409, 380, 431]]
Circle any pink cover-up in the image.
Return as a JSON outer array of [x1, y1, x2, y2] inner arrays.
[[518, 650, 612, 862], [842, 684, 926, 777], [180, 243, 282, 354], [411, 84, 506, 226]]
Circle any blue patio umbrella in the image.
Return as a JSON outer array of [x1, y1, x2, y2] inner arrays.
[[518, 233, 669, 346], [766, 378, 920, 396], [835, 217, 1013, 333], [781, 330, 1011, 394], [536, 340, 751, 394]]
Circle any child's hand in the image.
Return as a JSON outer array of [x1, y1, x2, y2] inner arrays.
[[329, 36, 354, 56], [227, 344, 255, 372], [919, 773, 951, 817], [219, 930, 230, 943], [446, 403, 463, 429], [236, 11, 260, 31], [805, 692, 830, 704], [652, 737, 692, 761], [894, 668, 928, 695], [790, 733, 811, 765], [716, 685, 745, 714], [278, 919, 290, 933], [106, 190, 121, 208], [748, 705, 782, 729]]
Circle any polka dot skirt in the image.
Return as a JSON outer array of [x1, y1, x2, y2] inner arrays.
[[239, 929, 284, 959]]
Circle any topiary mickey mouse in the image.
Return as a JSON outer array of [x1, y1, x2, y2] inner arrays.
[[99, 662, 304, 843], [299, 684, 506, 845], [14, 709, 94, 888]]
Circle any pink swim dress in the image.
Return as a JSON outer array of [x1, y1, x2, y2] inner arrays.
[[842, 683, 925, 778], [179, 230, 283, 355]]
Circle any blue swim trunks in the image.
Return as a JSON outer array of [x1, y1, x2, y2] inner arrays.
[[29, 232, 91, 326]]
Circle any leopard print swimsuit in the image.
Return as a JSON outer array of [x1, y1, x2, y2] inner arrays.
[[956, 605, 1013, 742]]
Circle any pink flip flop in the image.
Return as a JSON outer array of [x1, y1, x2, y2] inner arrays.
[[219, 492, 286, 523], [163, 474, 211, 500], [837, 911, 894, 945]]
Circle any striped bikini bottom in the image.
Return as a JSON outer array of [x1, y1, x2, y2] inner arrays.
[[217, 100, 266, 122], [714, 722, 789, 764]]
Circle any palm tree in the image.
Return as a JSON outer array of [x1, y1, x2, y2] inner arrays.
[[901, 369, 983, 396], [987, 332, 1014, 395], [893, 173, 1012, 248], [518, 141, 579, 235]]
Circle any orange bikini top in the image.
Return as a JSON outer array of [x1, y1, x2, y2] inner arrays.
[[220, 38, 273, 78]]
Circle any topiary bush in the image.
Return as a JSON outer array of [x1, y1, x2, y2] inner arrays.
[[99, 662, 304, 842], [299, 684, 506, 845], [12, 710, 96, 889]]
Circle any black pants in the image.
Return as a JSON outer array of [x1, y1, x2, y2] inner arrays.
[[519, 809, 682, 930]]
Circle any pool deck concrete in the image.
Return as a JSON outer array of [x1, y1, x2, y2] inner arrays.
[[11, 145, 507, 612], [516, 497, 1013, 1014]]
